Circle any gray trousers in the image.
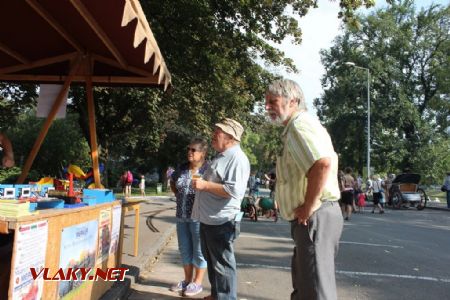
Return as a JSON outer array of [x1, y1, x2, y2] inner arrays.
[[290, 201, 343, 300]]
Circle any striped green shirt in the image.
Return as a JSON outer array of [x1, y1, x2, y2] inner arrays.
[[276, 111, 340, 221]]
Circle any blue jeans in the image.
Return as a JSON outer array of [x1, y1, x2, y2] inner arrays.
[[200, 221, 240, 300], [176, 219, 207, 269]]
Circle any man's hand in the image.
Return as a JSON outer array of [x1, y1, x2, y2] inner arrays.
[[192, 178, 208, 191], [294, 203, 314, 226], [192, 179, 231, 198], [294, 157, 332, 226]]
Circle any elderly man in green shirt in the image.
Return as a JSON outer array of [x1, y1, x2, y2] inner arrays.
[[265, 79, 343, 300]]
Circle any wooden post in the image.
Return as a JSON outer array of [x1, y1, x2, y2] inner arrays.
[[85, 71, 101, 188], [17, 56, 82, 184]]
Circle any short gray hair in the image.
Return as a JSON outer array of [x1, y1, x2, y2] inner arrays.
[[266, 79, 307, 111]]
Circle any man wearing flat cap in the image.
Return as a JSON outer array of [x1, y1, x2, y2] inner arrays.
[[192, 118, 250, 300]]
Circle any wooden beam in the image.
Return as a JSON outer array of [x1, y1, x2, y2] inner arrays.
[[0, 42, 29, 64], [70, 0, 127, 68], [85, 57, 102, 188], [92, 54, 154, 78], [26, 0, 83, 53], [0, 52, 77, 75], [16, 56, 82, 184], [0, 74, 161, 85]]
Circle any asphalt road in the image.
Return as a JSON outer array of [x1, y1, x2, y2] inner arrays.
[[129, 190, 450, 300], [236, 206, 450, 300]]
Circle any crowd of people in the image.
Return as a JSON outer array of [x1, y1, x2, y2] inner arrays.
[[337, 169, 401, 220]]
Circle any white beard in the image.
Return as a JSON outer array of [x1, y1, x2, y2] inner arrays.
[[268, 111, 289, 125]]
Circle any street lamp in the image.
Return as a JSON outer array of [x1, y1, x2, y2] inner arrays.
[[345, 61, 371, 179]]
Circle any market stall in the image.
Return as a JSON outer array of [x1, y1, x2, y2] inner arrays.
[[0, 201, 122, 300], [0, 0, 171, 299]]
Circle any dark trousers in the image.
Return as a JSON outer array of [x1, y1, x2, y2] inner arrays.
[[200, 221, 240, 300], [290, 201, 343, 300]]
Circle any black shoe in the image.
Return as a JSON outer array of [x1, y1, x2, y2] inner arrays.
[[371, 211, 375, 214], [344, 217, 349, 221], [380, 210, 385, 214]]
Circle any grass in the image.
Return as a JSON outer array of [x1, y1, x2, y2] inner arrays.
[[111, 186, 173, 197], [425, 189, 447, 202]]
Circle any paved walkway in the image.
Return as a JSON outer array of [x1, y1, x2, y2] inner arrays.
[[128, 236, 211, 299], [101, 195, 178, 299]]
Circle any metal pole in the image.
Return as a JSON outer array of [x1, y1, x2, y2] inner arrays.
[[367, 68, 371, 179]]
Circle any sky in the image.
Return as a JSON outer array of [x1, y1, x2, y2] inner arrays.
[[275, 0, 448, 114]]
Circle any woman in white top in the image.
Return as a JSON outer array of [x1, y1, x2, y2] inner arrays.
[[371, 175, 385, 214]]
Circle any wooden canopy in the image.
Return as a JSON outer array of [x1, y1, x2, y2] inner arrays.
[[0, 0, 171, 186]]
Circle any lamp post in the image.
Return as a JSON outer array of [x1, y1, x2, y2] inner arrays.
[[345, 61, 371, 179]]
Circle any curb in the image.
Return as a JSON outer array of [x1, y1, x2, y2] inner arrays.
[[364, 202, 449, 211], [139, 224, 177, 273], [425, 206, 450, 211], [100, 223, 177, 300]]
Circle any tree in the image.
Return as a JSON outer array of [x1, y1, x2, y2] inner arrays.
[[316, 0, 450, 182], [0, 83, 36, 130], [2, 0, 380, 184], [8, 112, 91, 178]]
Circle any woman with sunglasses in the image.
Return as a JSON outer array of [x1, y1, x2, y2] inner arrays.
[[169, 137, 209, 297]]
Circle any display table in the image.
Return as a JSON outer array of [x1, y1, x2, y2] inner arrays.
[[0, 201, 122, 300], [118, 200, 142, 263]]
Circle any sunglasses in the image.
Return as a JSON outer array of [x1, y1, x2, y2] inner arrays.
[[187, 147, 202, 153]]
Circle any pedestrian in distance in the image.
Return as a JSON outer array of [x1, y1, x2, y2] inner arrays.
[[264, 164, 277, 197], [371, 174, 385, 214], [264, 165, 279, 217], [385, 173, 395, 206], [139, 175, 146, 197], [169, 137, 209, 297], [338, 170, 345, 216], [121, 170, 133, 197], [248, 170, 260, 198], [191, 118, 250, 300], [442, 172, 450, 208], [265, 79, 343, 300], [357, 192, 366, 213], [340, 167, 355, 220]]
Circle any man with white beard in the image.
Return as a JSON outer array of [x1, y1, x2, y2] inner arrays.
[[265, 79, 343, 300]]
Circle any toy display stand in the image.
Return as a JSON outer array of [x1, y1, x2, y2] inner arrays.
[[0, 200, 122, 300]]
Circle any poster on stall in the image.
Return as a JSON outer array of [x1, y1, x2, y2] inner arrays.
[[58, 220, 98, 299], [11, 220, 48, 300], [97, 208, 111, 263], [109, 205, 122, 255]]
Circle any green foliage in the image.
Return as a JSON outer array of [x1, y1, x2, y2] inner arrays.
[[0, 167, 21, 183], [8, 112, 91, 178], [317, 1, 450, 181], [1, 0, 377, 183], [0, 83, 37, 130], [240, 114, 283, 172], [0, 167, 40, 183]]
